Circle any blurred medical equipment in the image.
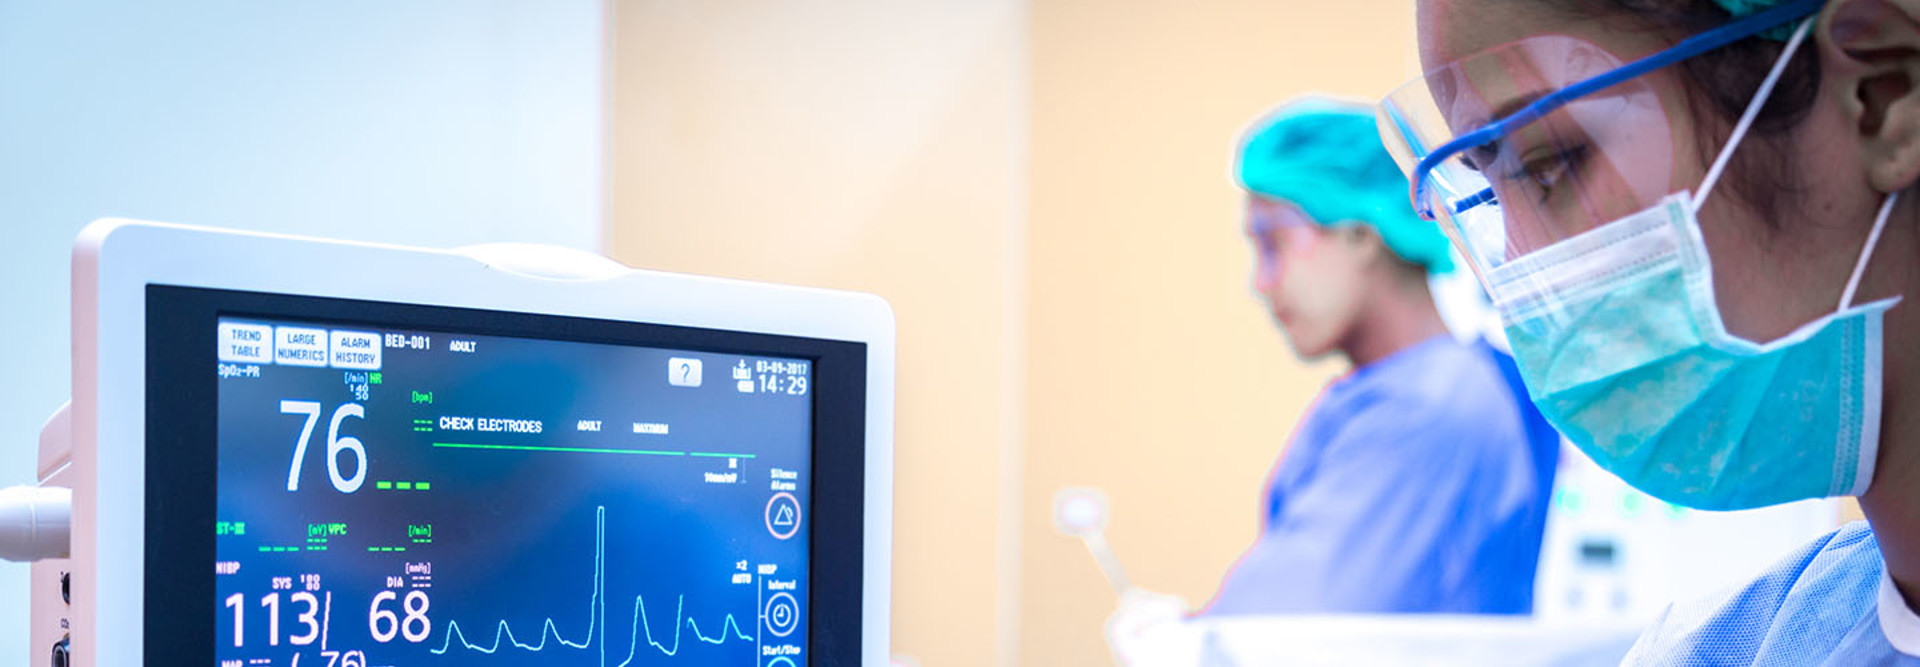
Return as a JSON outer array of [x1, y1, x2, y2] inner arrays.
[[3, 220, 896, 666], [1186, 614, 1644, 667], [1079, 449, 1842, 664], [0, 486, 69, 563], [1056, 488, 1131, 595], [1058, 489, 1198, 665], [1532, 447, 1839, 622]]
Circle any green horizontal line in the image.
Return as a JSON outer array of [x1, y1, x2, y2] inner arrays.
[[690, 452, 757, 459], [433, 443, 687, 456], [367, 547, 407, 552]]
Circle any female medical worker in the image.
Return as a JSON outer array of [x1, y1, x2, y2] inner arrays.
[[1378, 0, 1920, 661], [1109, 98, 1561, 663]]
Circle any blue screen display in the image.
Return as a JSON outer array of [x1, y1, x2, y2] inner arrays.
[[212, 318, 812, 667]]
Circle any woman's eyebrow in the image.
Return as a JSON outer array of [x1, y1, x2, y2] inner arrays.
[[1457, 88, 1552, 170], [1462, 88, 1551, 138]]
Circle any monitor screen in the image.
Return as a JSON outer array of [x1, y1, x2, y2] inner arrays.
[[143, 286, 865, 666], [213, 318, 812, 666]]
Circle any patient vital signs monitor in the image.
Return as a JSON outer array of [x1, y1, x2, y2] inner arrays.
[[27, 220, 895, 666]]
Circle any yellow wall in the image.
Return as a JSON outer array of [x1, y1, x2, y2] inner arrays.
[[608, 1, 1419, 663], [1018, 1, 1416, 663], [605, 2, 1027, 664]]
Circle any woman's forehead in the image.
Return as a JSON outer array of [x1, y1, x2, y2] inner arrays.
[[1416, 0, 1682, 132], [1416, 0, 1656, 71], [1419, 0, 1542, 69]]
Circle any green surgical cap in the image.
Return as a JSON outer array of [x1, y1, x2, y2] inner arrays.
[[1713, 0, 1801, 40], [1235, 97, 1454, 273]]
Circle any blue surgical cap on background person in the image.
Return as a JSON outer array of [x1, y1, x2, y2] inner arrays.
[[1235, 97, 1455, 274]]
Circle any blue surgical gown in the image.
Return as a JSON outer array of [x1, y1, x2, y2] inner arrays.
[[1203, 334, 1559, 615], [1626, 521, 1920, 665]]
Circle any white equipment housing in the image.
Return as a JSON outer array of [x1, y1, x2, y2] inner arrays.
[[33, 219, 895, 666]]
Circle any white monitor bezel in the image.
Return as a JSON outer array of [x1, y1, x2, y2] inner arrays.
[[65, 218, 894, 666]]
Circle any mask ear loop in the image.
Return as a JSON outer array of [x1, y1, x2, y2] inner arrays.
[[1676, 18, 1818, 333], [1677, 16, 1896, 313], [1839, 192, 1899, 310], [1690, 16, 1817, 215]]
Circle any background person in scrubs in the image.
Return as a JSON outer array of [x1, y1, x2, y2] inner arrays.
[[1110, 97, 1559, 658], [1214, 96, 1561, 615]]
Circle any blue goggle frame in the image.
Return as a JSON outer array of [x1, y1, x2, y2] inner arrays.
[[1406, 0, 1824, 220]]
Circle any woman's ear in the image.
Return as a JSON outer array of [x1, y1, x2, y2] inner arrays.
[[1823, 0, 1920, 193], [1336, 223, 1388, 265]]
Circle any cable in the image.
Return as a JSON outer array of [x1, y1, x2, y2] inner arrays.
[[0, 486, 71, 562]]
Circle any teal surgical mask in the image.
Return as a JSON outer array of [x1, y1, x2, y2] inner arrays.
[[1498, 190, 1897, 509]]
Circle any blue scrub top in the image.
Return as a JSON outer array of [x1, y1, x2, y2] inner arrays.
[[1627, 522, 1920, 665], [1204, 334, 1559, 615]]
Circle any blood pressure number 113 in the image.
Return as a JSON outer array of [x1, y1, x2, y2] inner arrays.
[[281, 401, 368, 494]]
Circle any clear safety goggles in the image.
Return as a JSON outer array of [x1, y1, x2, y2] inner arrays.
[[1245, 200, 1325, 285], [1374, 0, 1824, 305]]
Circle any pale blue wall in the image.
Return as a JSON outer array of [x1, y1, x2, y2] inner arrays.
[[0, 1, 606, 659]]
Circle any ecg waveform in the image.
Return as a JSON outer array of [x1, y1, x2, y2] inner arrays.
[[431, 506, 760, 665]]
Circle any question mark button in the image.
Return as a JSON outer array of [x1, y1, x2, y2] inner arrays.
[[667, 357, 704, 387]]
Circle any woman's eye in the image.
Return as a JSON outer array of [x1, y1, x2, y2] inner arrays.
[[1525, 157, 1568, 189], [1508, 145, 1586, 200]]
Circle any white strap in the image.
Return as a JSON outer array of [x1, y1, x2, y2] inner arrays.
[[1691, 17, 1817, 214], [1840, 192, 1899, 310]]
